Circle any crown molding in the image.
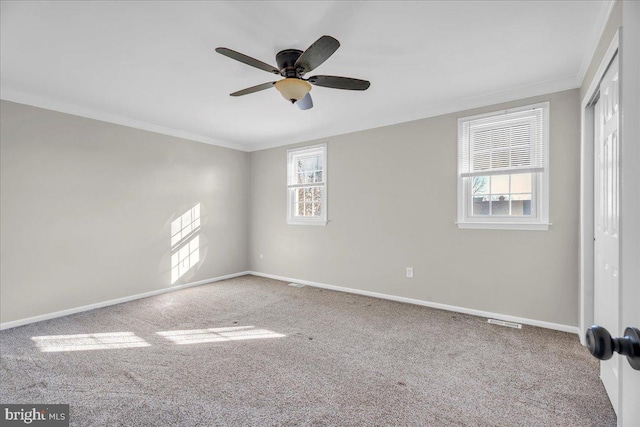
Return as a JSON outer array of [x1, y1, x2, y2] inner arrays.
[[3, 73, 579, 154], [0, 87, 249, 152], [576, 0, 617, 87], [248, 74, 579, 152]]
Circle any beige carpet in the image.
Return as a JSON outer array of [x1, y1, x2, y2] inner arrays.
[[1, 275, 615, 426]]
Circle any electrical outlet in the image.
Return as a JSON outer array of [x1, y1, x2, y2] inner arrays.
[[406, 267, 413, 278], [259, 254, 264, 259]]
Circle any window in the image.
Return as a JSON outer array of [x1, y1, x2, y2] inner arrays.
[[457, 102, 550, 230], [287, 144, 327, 225]]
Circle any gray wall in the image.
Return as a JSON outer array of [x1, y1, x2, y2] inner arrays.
[[1, 89, 581, 327], [249, 89, 580, 327], [0, 101, 249, 323]]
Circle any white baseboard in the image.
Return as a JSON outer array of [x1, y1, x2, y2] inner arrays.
[[0, 271, 250, 330], [2, 270, 581, 337], [248, 271, 581, 336]]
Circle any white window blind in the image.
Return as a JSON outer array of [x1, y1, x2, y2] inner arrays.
[[459, 107, 545, 178]]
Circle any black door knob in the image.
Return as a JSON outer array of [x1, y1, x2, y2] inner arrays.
[[586, 325, 640, 371]]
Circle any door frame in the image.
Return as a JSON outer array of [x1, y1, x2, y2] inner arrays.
[[619, 3, 640, 425], [579, 29, 619, 345]]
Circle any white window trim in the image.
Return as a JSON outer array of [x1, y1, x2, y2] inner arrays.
[[286, 143, 327, 226], [456, 102, 551, 231]]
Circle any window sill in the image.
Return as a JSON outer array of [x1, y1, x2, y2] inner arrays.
[[287, 219, 328, 226], [456, 222, 551, 231]]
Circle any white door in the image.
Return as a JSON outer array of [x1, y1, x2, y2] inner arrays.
[[594, 54, 620, 414]]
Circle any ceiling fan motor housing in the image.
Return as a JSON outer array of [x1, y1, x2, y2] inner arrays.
[[276, 49, 304, 77]]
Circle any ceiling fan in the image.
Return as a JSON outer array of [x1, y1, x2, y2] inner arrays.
[[215, 35, 370, 111]]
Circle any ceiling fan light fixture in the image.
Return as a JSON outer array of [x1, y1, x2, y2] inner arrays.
[[275, 78, 312, 103]]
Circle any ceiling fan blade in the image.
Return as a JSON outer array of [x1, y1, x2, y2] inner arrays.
[[294, 36, 340, 74], [296, 93, 313, 110], [308, 75, 370, 91], [215, 47, 280, 74], [230, 82, 276, 97]]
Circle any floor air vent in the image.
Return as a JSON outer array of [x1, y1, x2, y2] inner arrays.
[[288, 283, 306, 288], [488, 319, 522, 329]]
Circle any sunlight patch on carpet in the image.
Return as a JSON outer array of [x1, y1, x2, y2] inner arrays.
[[156, 326, 285, 345], [32, 332, 150, 352]]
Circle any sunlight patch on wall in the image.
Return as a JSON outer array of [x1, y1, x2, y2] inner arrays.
[[170, 203, 201, 284], [31, 332, 150, 352], [171, 203, 201, 247], [156, 326, 286, 345], [171, 235, 200, 284]]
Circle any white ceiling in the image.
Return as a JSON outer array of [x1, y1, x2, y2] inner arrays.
[[1, 1, 611, 151]]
